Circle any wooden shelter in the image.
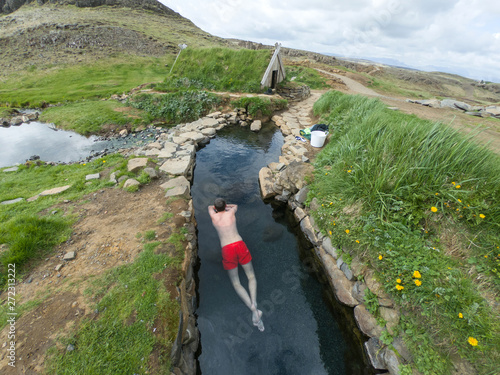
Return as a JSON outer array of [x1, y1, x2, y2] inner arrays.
[[260, 43, 286, 89]]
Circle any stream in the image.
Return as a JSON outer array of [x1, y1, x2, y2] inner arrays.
[[191, 122, 371, 374]]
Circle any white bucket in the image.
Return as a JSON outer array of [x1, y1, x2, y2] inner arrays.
[[310, 131, 327, 148]]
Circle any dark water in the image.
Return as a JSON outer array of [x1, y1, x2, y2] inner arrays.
[[191, 123, 371, 375]]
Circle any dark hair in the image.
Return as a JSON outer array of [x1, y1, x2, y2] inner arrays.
[[214, 198, 226, 212]]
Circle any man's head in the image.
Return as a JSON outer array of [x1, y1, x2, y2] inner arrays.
[[214, 198, 226, 212]]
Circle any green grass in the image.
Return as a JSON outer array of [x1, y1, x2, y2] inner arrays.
[[309, 90, 500, 374], [127, 91, 221, 124], [0, 56, 169, 107], [156, 47, 271, 93], [0, 155, 125, 286], [231, 96, 288, 117], [364, 74, 433, 99], [284, 65, 330, 89], [39, 100, 145, 135], [45, 240, 182, 374]]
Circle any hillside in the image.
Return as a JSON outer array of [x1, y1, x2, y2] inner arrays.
[[2, 0, 500, 106], [0, 0, 230, 76]]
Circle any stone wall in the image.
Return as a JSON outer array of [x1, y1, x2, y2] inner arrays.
[[258, 144, 413, 375], [277, 84, 311, 103]]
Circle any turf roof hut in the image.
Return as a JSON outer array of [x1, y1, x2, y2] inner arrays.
[[261, 43, 286, 89]]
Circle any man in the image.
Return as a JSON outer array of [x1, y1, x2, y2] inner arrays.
[[208, 198, 264, 332]]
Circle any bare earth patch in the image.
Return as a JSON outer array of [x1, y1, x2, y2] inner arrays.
[[0, 179, 186, 374]]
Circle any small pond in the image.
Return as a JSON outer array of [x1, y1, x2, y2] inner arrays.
[[191, 122, 372, 374], [0, 121, 161, 168]]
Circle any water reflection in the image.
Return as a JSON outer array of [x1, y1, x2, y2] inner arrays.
[[0, 122, 108, 167]]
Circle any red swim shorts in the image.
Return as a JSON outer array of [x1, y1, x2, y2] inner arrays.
[[221, 241, 252, 270]]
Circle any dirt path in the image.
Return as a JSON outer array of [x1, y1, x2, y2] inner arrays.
[[315, 68, 500, 154]]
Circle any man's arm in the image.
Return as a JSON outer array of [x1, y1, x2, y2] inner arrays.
[[226, 204, 238, 213], [208, 205, 217, 219]]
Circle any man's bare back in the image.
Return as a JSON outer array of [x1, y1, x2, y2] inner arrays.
[[208, 204, 243, 247]]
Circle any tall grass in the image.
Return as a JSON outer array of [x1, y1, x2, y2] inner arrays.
[[310, 90, 500, 374], [157, 47, 271, 93]]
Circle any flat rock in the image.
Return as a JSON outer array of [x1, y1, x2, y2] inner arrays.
[[161, 176, 190, 198], [144, 167, 159, 179], [364, 338, 387, 370], [201, 117, 220, 127], [127, 158, 148, 173], [354, 304, 384, 337], [63, 251, 76, 261], [123, 179, 140, 188], [39, 185, 72, 196], [250, 120, 262, 132], [159, 156, 193, 176], [85, 173, 100, 181], [3, 166, 18, 172], [1, 198, 24, 205], [258, 167, 276, 199], [182, 131, 206, 143]]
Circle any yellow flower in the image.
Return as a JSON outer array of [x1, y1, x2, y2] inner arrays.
[[435, 193, 439, 195], [325, 173, 328, 175], [378, 254, 383, 260], [345, 229, 350, 234], [452, 181, 456, 185], [459, 313, 463, 319], [456, 185, 461, 189], [431, 206, 438, 212], [103, 160, 106, 163], [458, 199, 462, 203], [479, 214, 485, 219], [396, 278, 401, 283], [484, 255, 488, 258], [396, 285, 404, 291], [356, 240, 360, 243], [414, 279, 422, 286], [413, 271, 422, 279], [329, 231, 332, 236], [347, 170, 352, 173], [83, 163, 86, 166], [468, 337, 478, 346]]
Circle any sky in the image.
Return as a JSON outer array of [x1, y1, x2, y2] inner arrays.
[[159, 0, 500, 83]]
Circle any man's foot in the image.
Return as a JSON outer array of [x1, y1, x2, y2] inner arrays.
[[252, 309, 264, 332]]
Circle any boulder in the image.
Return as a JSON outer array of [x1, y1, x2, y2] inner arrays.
[[182, 131, 206, 143], [380, 306, 400, 335], [127, 158, 148, 173], [293, 206, 307, 222], [250, 120, 262, 132], [39, 185, 72, 196], [123, 179, 140, 189], [319, 248, 358, 307], [322, 237, 338, 259], [144, 167, 159, 179], [300, 216, 320, 246], [1, 198, 23, 205], [365, 269, 391, 300], [354, 304, 384, 338], [119, 129, 128, 137], [160, 156, 193, 176], [162, 176, 191, 198], [364, 338, 387, 370], [85, 173, 100, 181], [258, 167, 276, 199], [383, 348, 401, 375]]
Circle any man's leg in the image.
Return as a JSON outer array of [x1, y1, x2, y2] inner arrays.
[[242, 262, 264, 331], [227, 263, 264, 331], [227, 267, 253, 310]]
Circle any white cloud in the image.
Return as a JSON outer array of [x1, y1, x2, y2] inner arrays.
[[159, 0, 500, 82]]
